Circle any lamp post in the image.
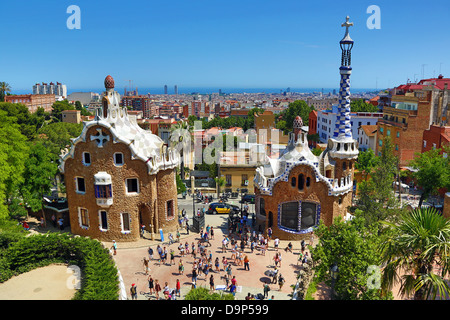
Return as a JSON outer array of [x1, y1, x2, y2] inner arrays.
[[330, 263, 339, 300]]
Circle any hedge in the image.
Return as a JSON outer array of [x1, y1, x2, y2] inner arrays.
[[0, 233, 119, 300]]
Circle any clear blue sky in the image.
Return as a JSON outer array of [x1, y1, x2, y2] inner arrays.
[[1, 0, 449, 92]]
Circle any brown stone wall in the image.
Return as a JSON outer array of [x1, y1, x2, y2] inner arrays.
[[64, 124, 178, 242], [256, 163, 352, 240], [156, 169, 179, 233]]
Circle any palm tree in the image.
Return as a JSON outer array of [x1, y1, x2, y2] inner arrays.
[[170, 120, 192, 180], [0, 82, 11, 101], [380, 207, 450, 300]]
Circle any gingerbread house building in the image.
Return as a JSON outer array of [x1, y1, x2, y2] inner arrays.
[[59, 75, 180, 242], [253, 17, 359, 240]]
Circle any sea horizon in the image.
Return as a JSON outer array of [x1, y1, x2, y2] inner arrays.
[[10, 86, 380, 96]]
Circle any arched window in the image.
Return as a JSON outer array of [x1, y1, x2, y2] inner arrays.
[[343, 162, 347, 171], [306, 177, 311, 187], [291, 177, 296, 187], [298, 174, 304, 191]]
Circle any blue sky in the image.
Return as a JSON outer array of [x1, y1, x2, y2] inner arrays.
[[1, 0, 449, 92]]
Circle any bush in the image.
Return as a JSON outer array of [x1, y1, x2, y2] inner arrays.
[[1, 233, 119, 300], [185, 287, 235, 300]]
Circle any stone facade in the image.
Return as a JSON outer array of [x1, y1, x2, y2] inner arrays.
[[60, 76, 180, 242]]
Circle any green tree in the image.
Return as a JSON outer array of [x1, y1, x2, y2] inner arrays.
[[19, 141, 58, 218], [0, 111, 29, 219], [380, 207, 450, 300], [51, 100, 75, 122], [311, 216, 389, 300], [355, 148, 379, 181], [350, 99, 378, 112], [37, 122, 83, 158], [0, 82, 11, 102], [355, 136, 401, 227], [409, 147, 450, 208], [278, 100, 314, 133], [0, 102, 46, 140]]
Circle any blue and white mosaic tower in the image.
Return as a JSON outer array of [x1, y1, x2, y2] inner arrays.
[[327, 16, 359, 160]]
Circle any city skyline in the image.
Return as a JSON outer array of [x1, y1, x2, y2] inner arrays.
[[1, 0, 449, 92]]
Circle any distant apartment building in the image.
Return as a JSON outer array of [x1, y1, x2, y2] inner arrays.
[[33, 82, 67, 98], [306, 97, 339, 110], [121, 95, 153, 118], [67, 92, 101, 106], [376, 76, 450, 166], [317, 104, 383, 143], [5, 94, 55, 113]]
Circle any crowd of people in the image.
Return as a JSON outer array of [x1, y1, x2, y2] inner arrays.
[[128, 212, 313, 300]]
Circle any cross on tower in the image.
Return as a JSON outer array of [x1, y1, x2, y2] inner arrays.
[[341, 16, 353, 36]]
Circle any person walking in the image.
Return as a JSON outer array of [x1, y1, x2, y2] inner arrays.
[[215, 257, 220, 272], [178, 259, 185, 275], [176, 279, 181, 297], [263, 281, 270, 299], [278, 274, 285, 291], [154, 280, 161, 300], [243, 255, 250, 271], [143, 257, 150, 275], [209, 274, 215, 291], [111, 240, 117, 255], [148, 275, 154, 295], [170, 248, 175, 265], [148, 246, 154, 260], [130, 283, 138, 300]]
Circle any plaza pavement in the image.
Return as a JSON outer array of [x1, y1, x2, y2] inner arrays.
[[106, 195, 315, 300]]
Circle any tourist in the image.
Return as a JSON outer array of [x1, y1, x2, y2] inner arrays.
[[178, 259, 184, 275], [163, 282, 170, 299], [302, 252, 309, 266], [39, 217, 46, 229], [130, 283, 138, 300], [192, 267, 198, 283], [51, 214, 57, 228], [215, 257, 220, 272], [148, 246, 154, 260], [154, 280, 161, 300], [143, 257, 150, 275], [263, 281, 271, 299], [210, 226, 214, 239], [148, 275, 154, 295], [58, 218, 64, 230], [285, 242, 293, 253], [176, 279, 181, 297], [176, 229, 181, 242], [267, 227, 272, 239], [301, 239, 306, 253], [111, 240, 117, 255], [278, 274, 285, 291], [243, 255, 250, 271], [274, 237, 280, 251], [271, 267, 278, 284], [209, 274, 215, 291], [222, 256, 228, 271], [168, 232, 174, 245], [226, 263, 232, 277]]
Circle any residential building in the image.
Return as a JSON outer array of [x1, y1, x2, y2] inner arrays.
[[33, 82, 67, 98], [357, 125, 377, 151], [317, 105, 383, 143], [5, 94, 55, 113], [422, 124, 450, 154], [376, 75, 450, 166], [61, 109, 81, 124]]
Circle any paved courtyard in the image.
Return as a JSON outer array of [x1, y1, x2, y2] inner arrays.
[[106, 195, 315, 300]]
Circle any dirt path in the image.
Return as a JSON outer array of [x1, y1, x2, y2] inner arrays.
[[0, 264, 77, 300]]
